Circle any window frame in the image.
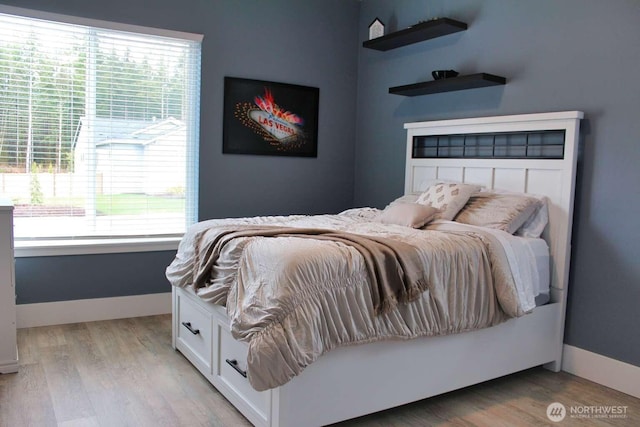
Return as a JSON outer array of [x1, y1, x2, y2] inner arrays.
[[1, 5, 202, 257]]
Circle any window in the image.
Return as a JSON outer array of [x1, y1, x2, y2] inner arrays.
[[0, 7, 201, 250]]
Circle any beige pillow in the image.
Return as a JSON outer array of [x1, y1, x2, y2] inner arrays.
[[377, 203, 439, 228], [416, 182, 481, 220], [388, 193, 420, 206], [454, 192, 543, 234]]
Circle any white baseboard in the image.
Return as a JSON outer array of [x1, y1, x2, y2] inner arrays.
[[562, 344, 640, 399], [16, 292, 172, 328]]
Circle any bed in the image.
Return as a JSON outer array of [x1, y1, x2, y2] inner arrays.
[[168, 111, 583, 426]]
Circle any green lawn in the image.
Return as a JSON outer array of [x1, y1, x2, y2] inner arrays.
[[96, 194, 185, 215], [34, 194, 185, 215]]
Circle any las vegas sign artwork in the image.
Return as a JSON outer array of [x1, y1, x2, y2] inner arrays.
[[223, 77, 319, 157]]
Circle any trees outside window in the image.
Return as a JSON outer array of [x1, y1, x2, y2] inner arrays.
[[0, 11, 201, 240]]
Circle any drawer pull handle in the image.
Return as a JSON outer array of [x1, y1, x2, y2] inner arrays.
[[225, 359, 248, 378], [181, 321, 200, 335]]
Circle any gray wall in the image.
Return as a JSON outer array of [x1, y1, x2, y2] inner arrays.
[[355, 0, 640, 367], [6, 0, 360, 303]]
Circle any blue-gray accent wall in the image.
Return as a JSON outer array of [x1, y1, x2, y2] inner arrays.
[[6, 0, 360, 302], [355, 0, 640, 368], [5, 0, 639, 370]]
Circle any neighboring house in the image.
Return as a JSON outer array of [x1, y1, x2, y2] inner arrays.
[[74, 117, 186, 195]]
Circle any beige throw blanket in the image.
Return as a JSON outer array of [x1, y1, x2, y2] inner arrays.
[[193, 226, 428, 315]]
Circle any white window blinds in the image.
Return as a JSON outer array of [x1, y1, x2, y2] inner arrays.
[[0, 9, 201, 240]]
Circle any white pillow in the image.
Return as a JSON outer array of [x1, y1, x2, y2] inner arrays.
[[515, 196, 549, 238], [416, 182, 481, 220]]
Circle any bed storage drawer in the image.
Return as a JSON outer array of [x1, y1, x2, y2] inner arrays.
[[217, 324, 270, 421], [175, 290, 213, 373]]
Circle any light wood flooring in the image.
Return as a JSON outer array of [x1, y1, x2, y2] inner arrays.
[[1, 315, 638, 426]]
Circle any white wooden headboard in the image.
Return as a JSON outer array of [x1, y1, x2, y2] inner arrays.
[[404, 111, 583, 304]]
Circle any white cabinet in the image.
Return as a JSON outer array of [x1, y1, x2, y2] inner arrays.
[[0, 199, 18, 374]]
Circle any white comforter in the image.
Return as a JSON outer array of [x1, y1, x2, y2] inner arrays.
[[166, 208, 539, 390]]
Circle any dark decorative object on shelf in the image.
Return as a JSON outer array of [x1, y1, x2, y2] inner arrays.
[[432, 70, 459, 80], [389, 73, 506, 96], [362, 17, 467, 51]]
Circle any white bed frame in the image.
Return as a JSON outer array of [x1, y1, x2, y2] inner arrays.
[[172, 111, 584, 427]]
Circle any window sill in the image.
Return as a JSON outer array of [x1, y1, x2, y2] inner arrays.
[[15, 236, 182, 258]]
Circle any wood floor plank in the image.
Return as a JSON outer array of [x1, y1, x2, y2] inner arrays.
[[0, 362, 57, 427], [64, 322, 134, 427], [39, 343, 96, 423], [57, 416, 101, 427], [2, 314, 639, 427], [85, 318, 182, 427]]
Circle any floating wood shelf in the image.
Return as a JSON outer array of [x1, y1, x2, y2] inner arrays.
[[389, 73, 507, 96], [362, 18, 467, 51]]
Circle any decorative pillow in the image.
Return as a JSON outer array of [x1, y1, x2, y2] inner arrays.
[[416, 182, 481, 220], [454, 192, 543, 234], [377, 203, 439, 228]]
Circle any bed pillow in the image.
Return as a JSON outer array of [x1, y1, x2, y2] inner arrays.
[[454, 192, 543, 234], [388, 193, 420, 206], [377, 203, 439, 228], [515, 196, 549, 238], [416, 182, 481, 220]]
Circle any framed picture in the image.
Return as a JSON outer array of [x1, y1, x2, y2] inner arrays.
[[223, 77, 319, 157]]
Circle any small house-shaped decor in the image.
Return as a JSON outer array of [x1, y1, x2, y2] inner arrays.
[[368, 18, 384, 40]]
